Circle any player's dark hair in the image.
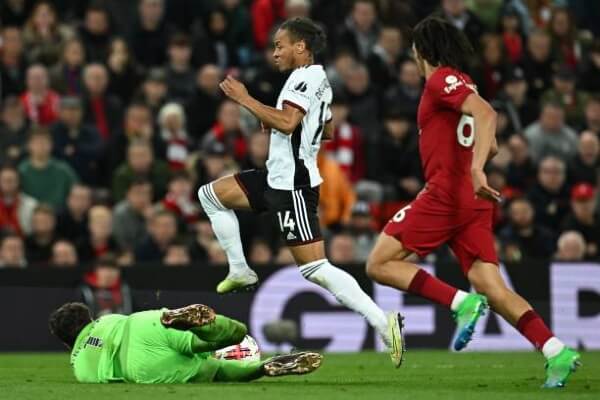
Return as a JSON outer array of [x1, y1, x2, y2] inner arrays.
[[49, 302, 92, 348], [279, 17, 327, 55], [412, 17, 473, 70]]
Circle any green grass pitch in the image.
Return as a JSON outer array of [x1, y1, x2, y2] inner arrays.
[[0, 351, 597, 400]]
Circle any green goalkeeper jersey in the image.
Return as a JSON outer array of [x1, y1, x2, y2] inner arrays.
[[70, 314, 127, 383]]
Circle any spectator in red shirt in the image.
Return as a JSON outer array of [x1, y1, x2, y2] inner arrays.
[[201, 100, 247, 162], [250, 0, 285, 51], [499, 8, 524, 64], [158, 102, 191, 171], [160, 171, 200, 226], [323, 94, 365, 183], [0, 164, 38, 236], [20, 64, 60, 126]]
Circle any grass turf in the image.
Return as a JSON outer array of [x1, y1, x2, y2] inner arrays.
[[0, 351, 597, 400]]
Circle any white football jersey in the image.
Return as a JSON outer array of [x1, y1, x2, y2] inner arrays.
[[266, 65, 332, 190]]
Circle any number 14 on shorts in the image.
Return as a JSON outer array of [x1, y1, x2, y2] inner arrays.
[[277, 210, 296, 232]]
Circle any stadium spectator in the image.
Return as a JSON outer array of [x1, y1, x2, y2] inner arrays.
[[323, 94, 365, 183], [0, 164, 37, 236], [194, 141, 233, 188], [568, 131, 600, 186], [347, 201, 377, 262], [112, 140, 170, 202], [202, 100, 247, 163], [185, 64, 223, 139], [0, 97, 29, 165], [437, 0, 486, 50], [56, 184, 92, 243], [20, 64, 60, 126], [136, 68, 168, 116], [106, 37, 144, 104], [498, 197, 556, 262], [129, 0, 172, 68], [77, 205, 119, 265], [548, 7, 588, 69], [81, 63, 123, 143], [250, 0, 285, 51], [334, 0, 380, 61], [24, 204, 57, 266], [135, 210, 178, 263], [157, 102, 191, 171], [328, 232, 357, 264], [561, 183, 600, 261], [580, 40, 600, 94], [285, 0, 311, 18], [521, 29, 554, 100], [220, 0, 253, 66], [77, 4, 112, 63], [192, 8, 238, 69], [165, 34, 194, 102], [377, 109, 422, 200], [187, 218, 212, 262], [366, 25, 407, 89], [582, 96, 600, 134], [18, 128, 78, 209], [49, 38, 85, 96], [81, 255, 133, 316], [163, 240, 191, 267], [249, 238, 273, 265], [524, 102, 578, 164], [555, 230, 586, 262], [528, 156, 570, 232], [113, 178, 153, 251], [472, 33, 507, 100], [245, 42, 287, 107], [50, 96, 103, 185], [494, 66, 538, 133], [541, 67, 589, 128], [160, 171, 200, 226], [22, 1, 74, 66], [0, 234, 27, 268], [383, 59, 423, 120], [505, 134, 536, 193], [341, 63, 380, 146], [327, 50, 358, 94], [499, 7, 525, 64], [0, 0, 31, 27], [109, 103, 165, 171], [317, 152, 356, 230], [240, 130, 269, 171], [50, 239, 78, 268], [0, 26, 27, 99]]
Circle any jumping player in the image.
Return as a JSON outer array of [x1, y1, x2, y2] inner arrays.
[[49, 302, 322, 383], [197, 17, 404, 366], [365, 17, 580, 388]]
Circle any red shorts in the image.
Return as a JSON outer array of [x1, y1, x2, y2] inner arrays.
[[383, 191, 498, 275]]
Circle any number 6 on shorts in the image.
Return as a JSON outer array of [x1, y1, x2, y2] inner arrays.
[[392, 205, 412, 223]]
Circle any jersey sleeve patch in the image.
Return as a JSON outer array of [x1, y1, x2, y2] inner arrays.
[[430, 71, 476, 112]]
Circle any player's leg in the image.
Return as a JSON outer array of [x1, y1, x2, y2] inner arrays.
[[275, 187, 404, 366], [197, 171, 265, 293], [161, 304, 247, 352], [467, 261, 581, 388]]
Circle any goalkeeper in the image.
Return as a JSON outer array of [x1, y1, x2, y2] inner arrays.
[[49, 302, 322, 383]]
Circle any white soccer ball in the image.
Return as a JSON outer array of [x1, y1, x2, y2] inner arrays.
[[214, 335, 261, 362]]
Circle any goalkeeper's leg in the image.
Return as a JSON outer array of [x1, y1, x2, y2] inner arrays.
[[161, 304, 247, 352]]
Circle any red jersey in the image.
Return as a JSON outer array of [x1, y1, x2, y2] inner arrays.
[[417, 66, 491, 210]]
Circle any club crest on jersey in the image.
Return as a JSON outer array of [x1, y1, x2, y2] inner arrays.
[[293, 81, 308, 93]]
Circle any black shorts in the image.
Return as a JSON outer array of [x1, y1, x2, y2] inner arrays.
[[234, 169, 322, 246]]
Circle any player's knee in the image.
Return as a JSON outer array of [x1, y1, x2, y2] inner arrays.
[[197, 183, 225, 213], [365, 257, 383, 282]]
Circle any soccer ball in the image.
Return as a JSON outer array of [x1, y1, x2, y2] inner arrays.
[[214, 335, 261, 362]]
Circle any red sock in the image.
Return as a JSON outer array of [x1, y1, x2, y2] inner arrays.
[[407, 269, 458, 308], [516, 310, 554, 350]]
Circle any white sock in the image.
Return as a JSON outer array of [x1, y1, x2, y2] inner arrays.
[[450, 290, 469, 312], [198, 183, 250, 275], [299, 259, 389, 341], [542, 337, 565, 359]]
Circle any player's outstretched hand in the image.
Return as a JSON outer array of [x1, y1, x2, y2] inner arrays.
[[219, 75, 248, 104], [471, 169, 502, 203]]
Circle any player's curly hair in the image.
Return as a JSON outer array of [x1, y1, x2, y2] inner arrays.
[[279, 17, 327, 55], [412, 17, 473, 70], [49, 302, 92, 348]]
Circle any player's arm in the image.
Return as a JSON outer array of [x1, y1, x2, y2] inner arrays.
[[460, 93, 501, 202], [220, 75, 303, 135]]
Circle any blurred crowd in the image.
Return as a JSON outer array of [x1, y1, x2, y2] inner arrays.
[[1, 0, 600, 280]]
